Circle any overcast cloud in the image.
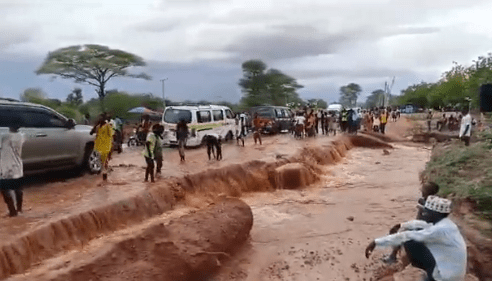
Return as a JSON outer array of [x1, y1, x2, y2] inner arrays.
[[1, 0, 492, 104]]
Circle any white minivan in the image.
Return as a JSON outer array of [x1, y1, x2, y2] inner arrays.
[[162, 105, 236, 147]]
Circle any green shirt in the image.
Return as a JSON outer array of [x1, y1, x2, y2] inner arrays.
[[154, 135, 163, 159], [142, 133, 157, 158]]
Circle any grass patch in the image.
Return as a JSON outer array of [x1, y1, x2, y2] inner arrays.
[[421, 131, 492, 220]]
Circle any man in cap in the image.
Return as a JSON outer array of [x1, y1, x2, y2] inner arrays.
[[365, 196, 467, 281]]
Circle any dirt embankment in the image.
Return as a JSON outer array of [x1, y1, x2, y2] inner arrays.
[[10, 197, 253, 281], [0, 135, 392, 280], [453, 200, 492, 281]]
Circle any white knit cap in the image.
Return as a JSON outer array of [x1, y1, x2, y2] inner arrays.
[[424, 195, 452, 214]]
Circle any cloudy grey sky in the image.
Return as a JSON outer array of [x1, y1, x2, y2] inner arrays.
[[1, 0, 492, 104]]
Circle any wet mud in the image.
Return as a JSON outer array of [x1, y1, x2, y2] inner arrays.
[[0, 135, 391, 279]]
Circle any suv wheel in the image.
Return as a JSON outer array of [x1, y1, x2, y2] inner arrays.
[[85, 145, 102, 174]]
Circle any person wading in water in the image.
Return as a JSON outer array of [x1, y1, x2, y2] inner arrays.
[[176, 119, 188, 162]]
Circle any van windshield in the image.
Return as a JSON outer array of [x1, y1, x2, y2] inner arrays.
[[256, 108, 274, 118], [163, 109, 192, 124]]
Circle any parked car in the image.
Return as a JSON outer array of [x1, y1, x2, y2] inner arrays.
[[0, 99, 101, 175], [249, 106, 293, 134]]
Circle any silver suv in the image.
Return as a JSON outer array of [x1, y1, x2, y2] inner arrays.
[[0, 99, 101, 175]]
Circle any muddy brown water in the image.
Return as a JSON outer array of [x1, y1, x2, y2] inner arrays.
[[212, 144, 431, 281]]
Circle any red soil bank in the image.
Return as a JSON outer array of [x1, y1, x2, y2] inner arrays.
[[10, 197, 253, 281]]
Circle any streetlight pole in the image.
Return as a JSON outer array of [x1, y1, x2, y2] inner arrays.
[[160, 78, 168, 109]]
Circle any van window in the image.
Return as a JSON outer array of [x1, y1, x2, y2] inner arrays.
[[275, 108, 283, 118], [164, 109, 192, 124], [212, 110, 224, 121], [282, 109, 291, 118], [225, 109, 234, 119], [197, 111, 211, 123], [256, 108, 274, 118]]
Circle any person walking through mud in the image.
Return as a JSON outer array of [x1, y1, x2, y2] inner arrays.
[[383, 182, 440, 265], [459, 109, 472, 146], [91, 113, 114, 181], [320, 111, 326, 135], [340, 108, 348, 133], [176, 119, 188, 161], [139, 114, 152, 142], [365, 196, 466, 281], [252, 113, 263, 145], [143, 124, 160, 182], [379, 109, 388, 134], [154, 125, 164, 176], [426, 110, 433, 132], [0, 119, 25, 217]]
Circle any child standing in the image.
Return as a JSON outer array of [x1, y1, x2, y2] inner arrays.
[[0, 119, 25, 217], [91, 113, 114, 181]]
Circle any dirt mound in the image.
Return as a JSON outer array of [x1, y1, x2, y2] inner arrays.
[[347, 134, 394, 149], [274, 163, 318, 190], [360, 131, 400, 143], [411, 132, 459, 143], [10, 197, 253, 281], [0, 187, 175, 280]]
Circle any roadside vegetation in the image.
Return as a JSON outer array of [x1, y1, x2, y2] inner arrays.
[[421, 130, 492, 221], [398, 53, 492, 110]]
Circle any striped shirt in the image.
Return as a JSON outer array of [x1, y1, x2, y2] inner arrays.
[[0, 132, 25, 180]]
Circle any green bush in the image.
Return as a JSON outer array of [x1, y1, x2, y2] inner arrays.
[[422, 137, 492, 220]]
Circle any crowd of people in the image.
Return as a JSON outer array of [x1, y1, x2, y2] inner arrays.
[[288, 106, 400, 138], [0, 106, 479, 219]]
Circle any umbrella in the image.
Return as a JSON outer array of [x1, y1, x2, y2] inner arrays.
[[128, 107, 152, 114]]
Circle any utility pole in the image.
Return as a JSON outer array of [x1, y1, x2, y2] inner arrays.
[[160, 78, 168, 109]]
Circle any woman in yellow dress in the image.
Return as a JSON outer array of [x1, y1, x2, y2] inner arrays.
[[91, 113, 114, 181]]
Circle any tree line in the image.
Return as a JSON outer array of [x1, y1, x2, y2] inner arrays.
[[398, 53, 492, 110], [29, 43, 490, 119]]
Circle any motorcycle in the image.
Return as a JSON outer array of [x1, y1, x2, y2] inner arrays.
[[127, 129, 146, 147]]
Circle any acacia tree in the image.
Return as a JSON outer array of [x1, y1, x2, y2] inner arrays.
[[36, 44, 151, 109], [365, 89, 385, 108], [66, 88, 83, 106], [339, 83, 362, 107], [239, 59, 303, 107]]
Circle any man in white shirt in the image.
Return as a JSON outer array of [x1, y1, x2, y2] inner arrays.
[[0, 119, 26, 217], [459, 110, 472, 146], [365, 196, 467, 281]]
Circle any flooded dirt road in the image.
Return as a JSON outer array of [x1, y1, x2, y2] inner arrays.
[[212, 143, 431, 281], [1, 117, 443, 280]]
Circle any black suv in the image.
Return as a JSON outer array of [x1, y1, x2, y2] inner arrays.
[[249, 106, 293, 134]]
